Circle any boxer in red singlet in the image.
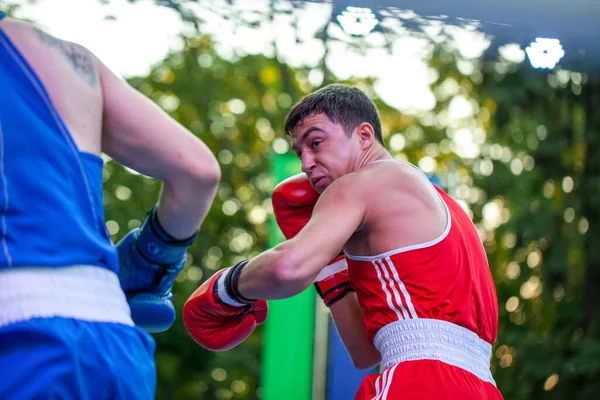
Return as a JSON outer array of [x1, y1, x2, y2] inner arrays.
[[183, 84, 503, 400], [347, 161, 501, 399]]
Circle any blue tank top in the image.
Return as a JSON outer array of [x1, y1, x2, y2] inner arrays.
[[0, 13, 119, 273]]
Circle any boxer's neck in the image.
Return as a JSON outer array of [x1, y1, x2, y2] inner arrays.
[[354, 144, 392, 171]]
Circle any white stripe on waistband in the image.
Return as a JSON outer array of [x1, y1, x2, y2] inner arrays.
[[0, 265, 133, 327], [374, 319, 496, 386]]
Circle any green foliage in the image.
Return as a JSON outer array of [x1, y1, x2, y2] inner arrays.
[[103, 36, 600, 399], [104, 35, 308, 399], [475, 66, 600, 399]]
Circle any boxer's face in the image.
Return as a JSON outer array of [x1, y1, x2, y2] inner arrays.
[[291, 112, 360, 193]]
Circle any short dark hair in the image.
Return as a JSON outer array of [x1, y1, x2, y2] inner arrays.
[[284, 84, 384, 144]]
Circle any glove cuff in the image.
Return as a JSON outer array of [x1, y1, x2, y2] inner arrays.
[[315, 281, 354, 307], [314, 257, 353, 307], [313, 255, 347, 282], [136, 204, 198, 265]]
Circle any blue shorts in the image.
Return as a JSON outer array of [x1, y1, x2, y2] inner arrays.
[[0, 317, 156, 400]]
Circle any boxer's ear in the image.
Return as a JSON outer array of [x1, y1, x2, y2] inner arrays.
[[355, 122, 375, 150]]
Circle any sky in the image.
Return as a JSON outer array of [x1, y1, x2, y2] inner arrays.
[[11, 0, 500, 114], [11, 0, 529, 176], [14, 0, 185, 77], [9, 0, 529, 225]]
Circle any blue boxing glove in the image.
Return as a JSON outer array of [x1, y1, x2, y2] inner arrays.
[[116, 205, 198, 333]]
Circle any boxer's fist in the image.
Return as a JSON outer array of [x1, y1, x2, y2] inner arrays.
[[117, 205, 197, 333], [183, 265, 268, 351], [272, 173, 353, 307], [272, 173, 319, 240]]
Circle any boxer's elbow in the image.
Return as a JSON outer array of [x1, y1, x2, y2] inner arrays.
[[270, 246, 314, 296], [164, 139, 220, 186], [167, 150, 221, 201], [186, 150, 221, 189], [351, 352, 382, 370]]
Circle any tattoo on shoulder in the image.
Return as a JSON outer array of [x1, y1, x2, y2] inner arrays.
[[34, 28, 98, 88]]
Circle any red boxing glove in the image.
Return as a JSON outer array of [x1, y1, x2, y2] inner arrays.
[[272, 173, 353, 307], [314, 254, 354, 307], [272, 172, 320, 241], [183, 265, 268, 351]]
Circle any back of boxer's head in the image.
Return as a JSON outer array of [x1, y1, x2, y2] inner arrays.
[[284, 84, 384, 145]]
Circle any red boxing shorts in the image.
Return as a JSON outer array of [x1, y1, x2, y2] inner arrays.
[[355, 359, 502, 400], [354, 319, 504, 400]]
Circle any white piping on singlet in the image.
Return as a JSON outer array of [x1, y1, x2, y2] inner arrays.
[[344, 159, 452, 262], [373, 257, 418, 320], [0, 265, 134, 327]]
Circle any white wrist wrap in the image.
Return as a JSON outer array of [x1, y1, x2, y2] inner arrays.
[[217, 268, 246, 307]]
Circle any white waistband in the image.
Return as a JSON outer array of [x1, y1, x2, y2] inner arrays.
[[374, 319, 496, 386], [0, 266, 133, 328]]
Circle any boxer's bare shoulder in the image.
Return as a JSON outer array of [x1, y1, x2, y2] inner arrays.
[[33, 27, 97, 88], [342, 159, 448, 255], [0, 17, 103, 153], [1, 17, 97, 88]]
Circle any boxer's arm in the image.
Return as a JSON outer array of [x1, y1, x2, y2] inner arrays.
[[95, 58, 220, 239], [330, 293, 381, 370], [238, 174, 365, 299]]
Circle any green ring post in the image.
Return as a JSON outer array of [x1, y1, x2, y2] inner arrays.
[[261, 152, 315, 400]]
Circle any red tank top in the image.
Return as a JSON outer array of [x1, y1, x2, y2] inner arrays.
[[346, 185, 499, 345]]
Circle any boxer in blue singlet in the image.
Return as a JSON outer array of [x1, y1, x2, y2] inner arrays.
[[0, 12, 220, 399]]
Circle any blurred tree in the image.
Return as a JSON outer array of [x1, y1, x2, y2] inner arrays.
[[473, 64, 600, 400], [103, 34, 309, 399], [120, 39, 600, 400]]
